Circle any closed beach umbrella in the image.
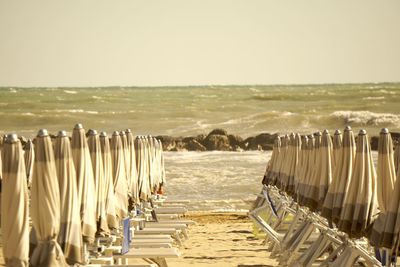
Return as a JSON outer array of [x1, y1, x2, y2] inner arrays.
[[136, 136, 151, 201], [281, 133, 294, 194], [54, 131, 83, 265], [126, 129, 139, 204], [30, 129, 67, 267], [298, 135, 314, 206], [147, 136, 157, 194], [376, 128, 396, 213], [295, 135, 308, 202], [337, 129, 378, 238], [1, 133, 29, 267], [276, 135, 289, 190], [71, 124, 97, 243], [99, 132, 118, 230], [262, 136, 280, 185], [120, 131, 132, 201], [87, 129, 108, 235], [268, 136, 281, 186], [158, 139, 166, 191], [322, 127, 356, 223], [394, 141, 400, 175], [23, 139, 34, 187], [287, 133, 301, 196], [332, 130, 342, 175], [110, 131, 128, 220]]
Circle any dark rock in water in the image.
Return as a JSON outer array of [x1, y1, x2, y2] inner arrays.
[[207, 128, 228, 137], [204, 134, 231, 151], [187, 139, 207, 151], [156, 135, 177, 151], [242, 133, 277, 150], [370, 132, 400, 151], [228, 134, 243, 148]]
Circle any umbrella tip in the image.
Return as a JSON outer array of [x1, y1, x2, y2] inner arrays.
[[126, 129, 131, 133], [334, 129, 341, 135], [100, 131, 107, 137], [74, 123, 83, 130], [323, 129, 329, 134], [113, 131, 119, 136], [119, 131, 126, 136], [315, 131, 322, 136], [57, 130, 67, 137], [88, 129, 97, 136], [37, 129, 49, 137], [344, 125, 352, 131], [359, 129, 367, 135], [380, 128, 389, 134], [5, 133, 18, 143]]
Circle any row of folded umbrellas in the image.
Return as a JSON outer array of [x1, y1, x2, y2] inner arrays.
[[262, 126, 400, 250], [0, 124, 166, 267]]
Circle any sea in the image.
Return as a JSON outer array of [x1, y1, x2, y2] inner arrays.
[[0, 83, 399, 211]]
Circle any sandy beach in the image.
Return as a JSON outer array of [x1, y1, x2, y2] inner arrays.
[[0, 212, 277, 267]]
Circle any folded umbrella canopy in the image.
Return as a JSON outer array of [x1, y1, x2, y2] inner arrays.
[[294, 135, 308, 202], [297, 135, 314, 206], [87, 129, 109, 235], [71, 123, 97, 243], [287, 133, 301, 196], [332, 129, 342, 176], [376, 128, 396, 213], [99, 132, 118, 230], [1, 133, 29, 267], [136, 136, 151, 201], [30, 129, 67, 267], [23, 139, 34, 187], [370, 128, 400, 249], [276, 135, 289, 191], [158, 139, 166, 191], [147, 136, 159, 194], [393, 141, 400, 177], [337, 129, 378, 238], [262, 136, 280, 185], [322, 127, 356, 224], [126, 129, 139, 204], [54, 131, 83, 265], [110, 131, 129, 220], [120, 131, 132, 202]]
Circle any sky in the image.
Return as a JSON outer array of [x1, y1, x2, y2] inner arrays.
[[0, 0, 399, 87]]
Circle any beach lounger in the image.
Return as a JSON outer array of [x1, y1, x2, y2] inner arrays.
[[113, 247, 180, 267]]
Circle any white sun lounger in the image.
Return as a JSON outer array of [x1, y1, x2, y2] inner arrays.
[[113, 247, 181, 267]]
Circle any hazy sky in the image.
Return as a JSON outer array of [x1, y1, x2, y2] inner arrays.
[[0, 0, 399, 87]]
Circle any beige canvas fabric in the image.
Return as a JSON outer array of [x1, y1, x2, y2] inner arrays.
[[1, 134, 29, 267], [332, 129, 342, 175], [120, 131, 132, 200], [287, 133, 301, 196], [376, 128, 396, 213], [110, 131, 128, 220], [30, 130, 67, 267], [298, 135, 314, 206], [99, 132, 118, 230], [262, 136, 279, 185], [276, 135, 289, 190], [136, 137, 151, 201], [158, 139, 166, 187], [281, 134, 294, 194], [54, 132, 84, 265], [337, 129, 378, 238], [71, 124, 97, 243], [394, 141, 400, 175], [87, 130, 109, 235], [23, 139, 34, 187], [322, 127, 356, 223], [294, 135, 308, 202], [126, 129, 139, 204]]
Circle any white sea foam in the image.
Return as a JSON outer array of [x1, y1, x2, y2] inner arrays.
[[363, 96, 385, 100], [331, 111, 400, 126], [64, 90, 77, 94]]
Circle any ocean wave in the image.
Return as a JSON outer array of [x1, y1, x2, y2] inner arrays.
[[331, 111, 400, 126], [64, 90, 77, 94], [363, 96, 385, 100]]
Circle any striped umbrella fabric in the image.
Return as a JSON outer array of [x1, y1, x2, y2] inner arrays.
[[394, 141, 400, 174], [298, 135, 314, 206], [71, 124, 97, 243], [281, 133, 294, 194], [110, 131, 128, 220], [23, 139, 34, 187], [337, 129, 378, 238], [287, 133, 301, 196], [370, 129, 400, 249], [332, 129, 342, 175], [87, 129, 109, 235], [276, 135, 289, 190], [376, 128, 396, 213], [30, 129, 67, 267], [126, 129, 139, 204], [99, 132, 118, 230], [295, 135, 308, 202], [54, 131, 83, 265], [1, 133, 29, 267], [262, 136, 279, 185]]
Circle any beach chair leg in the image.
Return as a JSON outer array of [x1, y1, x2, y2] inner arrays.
[[174, 233, 183, 246], [149, 257, 168, 267], [182, 228, 189, 239], [318, 242, 346, 267]]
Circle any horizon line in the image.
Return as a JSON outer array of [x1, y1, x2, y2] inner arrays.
[[1, 81, 400, 89]]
